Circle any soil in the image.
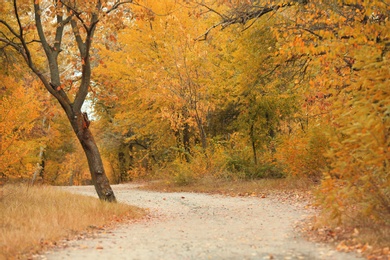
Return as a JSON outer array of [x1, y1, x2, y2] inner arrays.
[[38, 184, 364, 260]]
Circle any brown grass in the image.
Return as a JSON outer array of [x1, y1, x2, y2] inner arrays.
[[0, 184, 145, 260], [142, 175, 315, 198]]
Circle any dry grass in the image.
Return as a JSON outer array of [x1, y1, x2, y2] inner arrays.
[[142, 175, 315, 197], [0, 184, 145, 260]]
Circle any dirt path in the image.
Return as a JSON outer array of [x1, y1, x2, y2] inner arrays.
[[40, 184, 363, 260]]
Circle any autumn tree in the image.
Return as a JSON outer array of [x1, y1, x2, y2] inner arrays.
[[93, 1, 221, 179], [231, 20, 302, 170], [92, 0, 301, 181], [205, 0, 389, 228], [0, 0, 138, 201]]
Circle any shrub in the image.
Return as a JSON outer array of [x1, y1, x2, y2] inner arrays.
[[275, 127, 329, 180]]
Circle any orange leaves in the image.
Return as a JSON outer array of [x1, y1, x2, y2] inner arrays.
[[292, 36, 305, 48], [94, 0, 218, 150], [0, 75, 42, 178], [108, 34, 117, 43], [318, 72, 390, 226], [256, 0, 390, 233]]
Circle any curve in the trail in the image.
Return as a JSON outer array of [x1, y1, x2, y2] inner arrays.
[[41, 184, 363, 260]]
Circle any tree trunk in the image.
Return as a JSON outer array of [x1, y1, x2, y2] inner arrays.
[[31, 146, 45, 185], [250, 123, 258, 165], [69, 169, 74, 186], [194, 111, 207, 151], [118, 151, 126, 183], [70, 111, 116, 202], [183, 122, 191, 162]]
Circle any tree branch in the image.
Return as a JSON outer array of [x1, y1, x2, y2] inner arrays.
[[106, 0, 133, 15], [54, 7, 74, 52], [0, 19, 20, 39], [33, 2, 51, 57], [33, 1, 72, 114], [73, 6, 100, 112], [221, 3, 294, 27], [196, 2, 300, 40], [195, 22, 223, 41], [197, 3, 226, 20], [0, 37, 23, 54], [71, 0, 133, 111], [12, 0, 35, 69]]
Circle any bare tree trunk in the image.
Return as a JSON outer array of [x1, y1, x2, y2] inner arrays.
[[31, 146, 45, 185], [118, 151, 126, 183], [250, 123, 258, 165], [183, 122, 191, 162], [69, 170, 74, 186], [196, 118, 208, 151], [70, 111, 116, 202]]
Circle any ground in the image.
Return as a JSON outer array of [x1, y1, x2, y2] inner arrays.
[[38, 184, 364, 260]]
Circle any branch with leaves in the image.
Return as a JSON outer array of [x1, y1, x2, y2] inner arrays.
[[196, 1, 298, 40]]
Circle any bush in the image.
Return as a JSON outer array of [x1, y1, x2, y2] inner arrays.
[[275, 127, 329, 180], [319, 89, 390, 227], [225, 152, 285, 180]]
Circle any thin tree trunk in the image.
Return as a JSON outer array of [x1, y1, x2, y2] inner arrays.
[[183, 122, 191, 162], [250, 123, 258, 165], [31, 116, 48, 185], [69, 170, 74, 186], [118, 151, 126, 183], [194, 111, 207, 151], [31, 146, 45, 185]]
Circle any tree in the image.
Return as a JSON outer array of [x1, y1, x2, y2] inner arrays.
[[207, 0, 390, 226], [0, 0, 134, 201], [93, 1, 220, 176]]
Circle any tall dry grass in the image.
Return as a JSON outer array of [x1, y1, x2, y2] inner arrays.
[[0, 184, 144, 259]]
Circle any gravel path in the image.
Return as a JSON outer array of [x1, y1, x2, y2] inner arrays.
[[41, 184, 363, 260]]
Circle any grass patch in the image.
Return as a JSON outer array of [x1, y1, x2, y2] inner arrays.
[[0, 184, 145, 259], [142, 175, 315, 197]]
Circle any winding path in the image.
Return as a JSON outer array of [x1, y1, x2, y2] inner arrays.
[[41, 184, 363, 260]]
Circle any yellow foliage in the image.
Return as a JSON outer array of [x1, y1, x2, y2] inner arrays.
[[0, 75, 42, 179], [320, 79, 390, 226], [275, 127, 329, 180], [284, 0, 390, 227]]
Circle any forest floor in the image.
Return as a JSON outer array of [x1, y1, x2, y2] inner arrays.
[[37, 183, 365, 260]]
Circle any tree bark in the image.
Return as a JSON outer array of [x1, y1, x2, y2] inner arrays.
[[70, 111, 116, 202]]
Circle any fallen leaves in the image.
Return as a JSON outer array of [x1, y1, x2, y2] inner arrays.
[[298, 218, 390, 260], [336, 241, 390, 259]]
